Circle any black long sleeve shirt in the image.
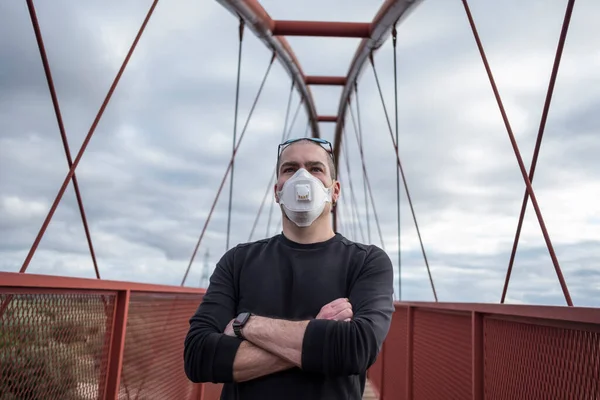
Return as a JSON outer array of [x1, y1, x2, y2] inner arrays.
[[183, 232, 395, 399]]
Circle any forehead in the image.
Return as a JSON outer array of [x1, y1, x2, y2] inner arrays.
[[279, 140, 330, 164]]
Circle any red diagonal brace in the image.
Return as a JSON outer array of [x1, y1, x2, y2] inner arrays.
[[501, 0, 576, 304], [181, 53, 277, 286], [20, 0, 160, 273], [461, 0, 572, 306], [25, 0, 100, 279]]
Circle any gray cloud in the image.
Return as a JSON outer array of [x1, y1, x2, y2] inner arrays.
[[1, 0, 598, 308]]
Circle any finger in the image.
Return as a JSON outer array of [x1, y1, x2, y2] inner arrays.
[[330, 300, 352, 314], [332, 308, 353, 321], [326, 297, 348, 308], [320, 307, 344, 319], [317, 298, 351, 319], [343, 318, 351, 322], [316, 308, 337, 320]]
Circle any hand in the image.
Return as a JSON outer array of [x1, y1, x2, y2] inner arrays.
[[316, 298, 352, 321], [224, 319, 235, 337]]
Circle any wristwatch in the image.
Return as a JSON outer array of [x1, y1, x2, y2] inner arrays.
[[232, 312, 252, 339]]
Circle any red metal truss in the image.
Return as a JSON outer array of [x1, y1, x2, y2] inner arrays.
[[215, 0, 421, 146], [272, 20, 371, 38], [317, 115, 338, 122], [3, 0, 599, 397], [305, 76, 346, 86]]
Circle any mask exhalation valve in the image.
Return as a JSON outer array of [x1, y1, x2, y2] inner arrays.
[[295, 184, 312, 201]]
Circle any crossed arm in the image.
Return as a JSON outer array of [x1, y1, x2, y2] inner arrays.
[[183, 248, 394, 384], [226, 297, 351, 381], [230, 340, 294, 382]]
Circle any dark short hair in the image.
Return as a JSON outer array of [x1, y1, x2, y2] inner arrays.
[[277, 138, 336, 181]]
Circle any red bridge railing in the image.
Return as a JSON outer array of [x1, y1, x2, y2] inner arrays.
[[369, 303, 600, 399], [0, 271, 213, 400], [1, 271, 598, 399]]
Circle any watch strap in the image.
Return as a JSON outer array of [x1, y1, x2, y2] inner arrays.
[[233, 323, 244, 339], [232, 312, 252, 339]]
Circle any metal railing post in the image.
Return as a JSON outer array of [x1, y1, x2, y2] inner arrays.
[[472, 312, 484, 399], [103, 290, 131, 399], [406, 306, 413, 400]]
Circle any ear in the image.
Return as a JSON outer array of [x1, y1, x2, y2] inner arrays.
[[331, 180, 341, 204], [273, 183, 280, 203]]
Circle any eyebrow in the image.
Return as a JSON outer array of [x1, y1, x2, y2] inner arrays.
[[279, 160, 326, 171]]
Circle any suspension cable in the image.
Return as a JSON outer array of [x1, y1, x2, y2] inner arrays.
[[460, 0, 572, 306], [341, 134, 366, 243], [257, 118, 312, 238], [347, 107, 385, 251], [354, 83, 371, 244], [248, 86, 302, 241], [336, 204, 346, 236], [264, 194, 275, 236], [255, 105, 311, 240], [335, 188, 347, 236], [26, 0, 100, 279], [392, 24, 402, 300], [336, 168, 354, 240], [226, 18, 245, 251], [249, 168, 276, 241], [266, 81, 295, 237], [267, 93, 305, 236], [19, 0, 159, 274], [182, 52, 276, 286], [499, 0, 576, 304], [370, 54, 438, 302]]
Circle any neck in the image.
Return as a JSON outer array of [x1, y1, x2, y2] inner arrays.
[[281, 213, 335, 244]]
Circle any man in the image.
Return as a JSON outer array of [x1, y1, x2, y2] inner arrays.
[[184, 137, 395, 399]]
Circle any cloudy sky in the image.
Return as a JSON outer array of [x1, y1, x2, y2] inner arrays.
[[1, 0, 598, 307]]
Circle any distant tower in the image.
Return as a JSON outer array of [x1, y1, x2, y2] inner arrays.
[[200, 248, 210, 289]]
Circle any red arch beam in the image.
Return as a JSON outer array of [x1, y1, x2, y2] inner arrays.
[[216, 0, 423, 146], [216, 0, 321, 138], [332, 0, 423, 169]]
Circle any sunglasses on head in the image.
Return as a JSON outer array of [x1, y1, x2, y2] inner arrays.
[[277, 137, 334, 160], [276, 138, 335, 176]]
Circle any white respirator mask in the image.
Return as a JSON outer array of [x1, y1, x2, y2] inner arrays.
[[276, 168, 333, 227]]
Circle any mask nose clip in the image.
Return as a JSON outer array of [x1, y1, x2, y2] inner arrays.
[[295, 184, 312, 201]]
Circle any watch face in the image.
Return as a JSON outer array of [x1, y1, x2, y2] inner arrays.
[[235, 312, 251, 325]]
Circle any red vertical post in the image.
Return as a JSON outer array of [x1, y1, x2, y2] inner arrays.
[[103, 290, 131, 399], [97, 295, 116, 400], [471, 312, 483, 400], [406, 306, 413, 400]]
